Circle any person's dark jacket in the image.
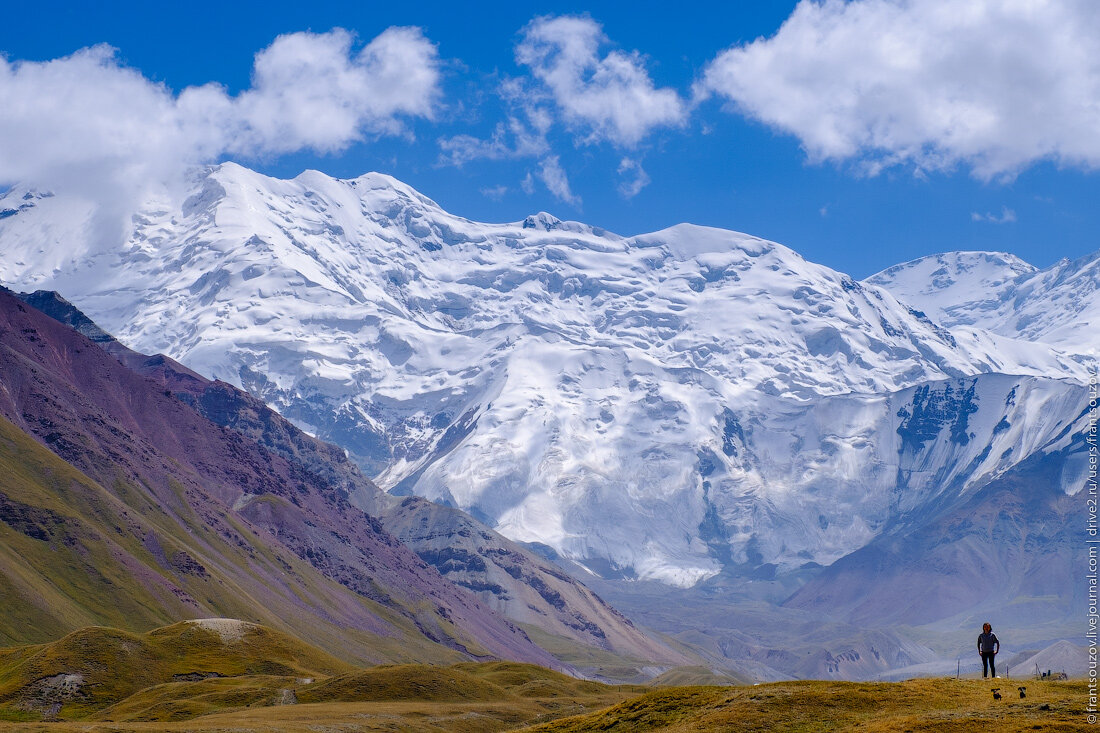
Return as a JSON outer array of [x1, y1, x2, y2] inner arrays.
[[978, 632, 999, 653]]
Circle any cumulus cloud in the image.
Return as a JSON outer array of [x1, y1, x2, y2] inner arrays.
[[698, 0, 1100, 178], [516, 15, 686, 147], [229, 27, 440, 155], [0, 27, 441, 207], [438, 15, 677, 206]]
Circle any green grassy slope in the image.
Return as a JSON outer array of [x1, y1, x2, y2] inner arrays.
[[0, 621, 351, 720], [0, 416, 197, 641], [0, 623, 642, 728], [0, 414, 475, 666]]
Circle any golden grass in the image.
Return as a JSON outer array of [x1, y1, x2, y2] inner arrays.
[[0, 621, 1091, 733], [0, 676, 1089, 732], [0, 621, 352, 720], [0, 623, 642, 730], [522, 677, 1092, 732]]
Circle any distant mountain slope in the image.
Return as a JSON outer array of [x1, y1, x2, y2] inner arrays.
[[867, 249, 1100, 350], [864, 251, 1037, 325], [0, 288, 556, 667], [1009, 641, 1090, 678], [0, 164, 1087, 587], [784, 425, 1090, 636], [14, 287, 686, 669]]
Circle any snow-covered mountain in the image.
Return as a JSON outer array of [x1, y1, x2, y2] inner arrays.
[[864, 251, 1037, 325], [0, 164, 1091, 589], [867, 249, 1100, 351]]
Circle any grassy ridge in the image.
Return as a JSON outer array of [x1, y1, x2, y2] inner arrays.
[[521, 677, 1090, 732], [0, 417, 191, 642]]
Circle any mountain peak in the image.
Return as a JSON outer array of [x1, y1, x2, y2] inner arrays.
[[633, 222, 789, 263], [0, 161, 1090, 588], [865, 250, 1038, 324], [522, 211, 563, 231], [868, 250, 1036, 288]]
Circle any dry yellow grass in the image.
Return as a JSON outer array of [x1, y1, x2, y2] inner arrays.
[[0, 675, 1089, 732], [1, 622, 1091, 732], [0, 685, 637, 732], [0, 626, 641, 732], [522, 676, 1091, 732]]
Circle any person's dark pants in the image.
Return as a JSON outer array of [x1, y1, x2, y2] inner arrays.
[[981, 651, 996, 678]]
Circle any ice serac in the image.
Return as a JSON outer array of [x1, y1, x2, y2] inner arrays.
[[0, 164, 1091, 589]]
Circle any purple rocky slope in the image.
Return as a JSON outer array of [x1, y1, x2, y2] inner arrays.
[[0, 287, 558, 667]]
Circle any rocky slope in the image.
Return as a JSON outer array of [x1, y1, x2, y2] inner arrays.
[[785, 424, 1090, 632]]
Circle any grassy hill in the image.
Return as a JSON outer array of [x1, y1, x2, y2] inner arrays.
[[0, 622, 641, 728], [0, 414, 201, 642], [0, 620, 351, 720], [0, 289, 558, 668]]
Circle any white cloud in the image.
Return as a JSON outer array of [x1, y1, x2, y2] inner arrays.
[[698, 0, 1100, 179], [516, 15, 686, 147], [230, 27, 440, 155], [0, 27, 441, 208], [971, 207, 1017, 224], [437, 16, 680, 201], [438, 115, 549, 166], [617, 157, 651, 198], [480, 184, 508, 200], [538, 156, 580, 205], [520, 171, 536, 194]]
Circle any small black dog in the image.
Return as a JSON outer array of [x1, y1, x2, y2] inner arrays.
[[1018, 686, 1026, 699], [992, 688, 1002, 700]]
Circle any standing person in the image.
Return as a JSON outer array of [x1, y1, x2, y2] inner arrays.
[[977, 623, 1000, 678]]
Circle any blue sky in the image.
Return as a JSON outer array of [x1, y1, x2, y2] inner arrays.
[[2, 0, 1099, 278]]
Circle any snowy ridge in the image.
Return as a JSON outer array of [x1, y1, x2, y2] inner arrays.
[[867, 249, 1100, 351], [0, 163, 1092, 586], [865, 251, 1037, 326]]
